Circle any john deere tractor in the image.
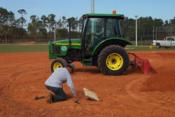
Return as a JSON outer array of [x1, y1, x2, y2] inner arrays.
[[48, 13, 131, 75]]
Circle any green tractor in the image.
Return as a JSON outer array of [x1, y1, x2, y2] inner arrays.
[[48, 13, 131, 75]]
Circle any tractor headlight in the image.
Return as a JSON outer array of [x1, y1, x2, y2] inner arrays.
[[61, 46, 68, 52]]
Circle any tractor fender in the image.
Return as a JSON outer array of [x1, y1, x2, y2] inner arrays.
[[92, 37, 131, 56]]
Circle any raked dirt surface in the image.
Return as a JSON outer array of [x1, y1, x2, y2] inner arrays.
[[0, 51, 175, 117]]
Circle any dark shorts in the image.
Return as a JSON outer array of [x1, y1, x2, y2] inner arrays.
[[45, 85, 68, 102]]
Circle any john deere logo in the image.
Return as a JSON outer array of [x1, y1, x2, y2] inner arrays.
[[61, 46, 67, 52]]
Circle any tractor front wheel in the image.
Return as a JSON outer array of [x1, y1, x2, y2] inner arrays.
[[51, 58, 68, 72], [98, 45, 129, 75]]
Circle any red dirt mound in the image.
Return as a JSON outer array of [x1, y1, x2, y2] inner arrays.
[[142, 72, 175, 92], [141, 52, 175, 92]]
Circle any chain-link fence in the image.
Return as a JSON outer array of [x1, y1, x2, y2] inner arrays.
[[126, 26, 175, 45]]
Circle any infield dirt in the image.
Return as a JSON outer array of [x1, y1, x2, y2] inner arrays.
[[0, 51, 175, 117]]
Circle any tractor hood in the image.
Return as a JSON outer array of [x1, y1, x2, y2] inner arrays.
[[48, 38, 81, 59], [53, 38, 81, 49]]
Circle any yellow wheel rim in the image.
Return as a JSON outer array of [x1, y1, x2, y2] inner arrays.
[[106, 53, 124, 71], [53, 62, 63, 71]]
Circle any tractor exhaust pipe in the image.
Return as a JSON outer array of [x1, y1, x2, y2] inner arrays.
[[68, 18, 72, 48]]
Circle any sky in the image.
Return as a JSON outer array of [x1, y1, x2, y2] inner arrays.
[[0, 0, 175, 22]]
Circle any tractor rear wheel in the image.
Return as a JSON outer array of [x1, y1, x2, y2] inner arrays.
[[98, 45, 129, 75], [51, 58, 68, 72]]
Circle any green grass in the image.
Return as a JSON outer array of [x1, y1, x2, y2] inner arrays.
[[0, 44, 48, 53], [0, 44, 175, 53], [126, 45, 175, 51]]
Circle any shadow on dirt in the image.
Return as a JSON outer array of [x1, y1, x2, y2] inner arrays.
[[126, 66, 142, 75], [75, 66, 143, 75], [75, 68, 100, 74]]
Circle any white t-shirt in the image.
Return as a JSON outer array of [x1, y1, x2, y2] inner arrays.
[[45, 68, 76, 96]]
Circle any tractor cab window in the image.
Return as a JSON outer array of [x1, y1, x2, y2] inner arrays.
[[106, 19, 121, 37], [84, 18, 105, 54]]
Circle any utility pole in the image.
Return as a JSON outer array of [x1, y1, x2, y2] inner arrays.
[[135, 16, 138, 47], [155, 27, 158, 40], [53, 24, 57, 41], [54, 29, 56, 41], [153, 26, 155, 40], [91, 0, 95, 13]]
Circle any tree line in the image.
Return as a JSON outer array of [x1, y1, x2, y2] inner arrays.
[[0, 7, 175, 44], [0, 7, 80, 43], [121, 16, 175, 43]]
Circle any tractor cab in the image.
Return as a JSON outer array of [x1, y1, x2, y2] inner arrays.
[[81, 14, 125, 59], [48, 13, 131, 75]]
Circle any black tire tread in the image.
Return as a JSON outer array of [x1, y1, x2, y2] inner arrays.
[[98, 45, 129, 75]]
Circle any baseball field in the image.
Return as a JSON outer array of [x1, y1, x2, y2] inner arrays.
[[0, 44, 175, 117]]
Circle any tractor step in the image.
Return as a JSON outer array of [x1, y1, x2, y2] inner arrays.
[[128, 53, 157, 75], [82, 58, 93, 66]]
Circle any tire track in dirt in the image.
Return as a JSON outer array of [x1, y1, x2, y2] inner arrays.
[[3, 64, 45, 95], [0, 62, 27, 93], [125, 51, 175, 114], [0, 61, 33, 89], [0, 61, 50, 116], [126, 76, 175, 114], [0, 53, 53, 116], [1, 52, 175, 117]]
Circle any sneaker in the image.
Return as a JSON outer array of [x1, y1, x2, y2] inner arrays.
[[46, 93, 53, 104]]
